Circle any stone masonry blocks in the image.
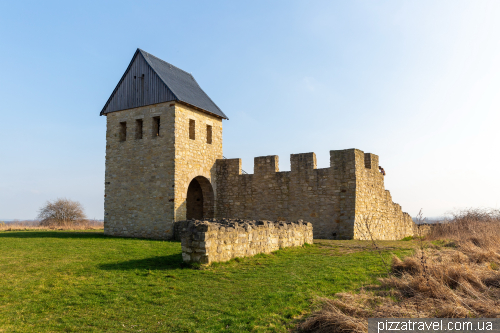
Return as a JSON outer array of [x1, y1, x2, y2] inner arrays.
[[177, 219, 314, 265], [216, 149, 415, 240], [104, 102, 415, 241], [104, 101, 222, 240]]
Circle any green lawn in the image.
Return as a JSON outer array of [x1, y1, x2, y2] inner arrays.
[[0, 231, 413, 332]]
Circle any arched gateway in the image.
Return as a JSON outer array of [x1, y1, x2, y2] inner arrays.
[[186, 176, 215, 220]]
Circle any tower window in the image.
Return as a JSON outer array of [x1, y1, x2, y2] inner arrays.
[[189, 119, 195, 140], [135, 119, 143, 139], [206, 125, 212, 144], [153, 116, 160, 137], [119, 122, 126, 141]]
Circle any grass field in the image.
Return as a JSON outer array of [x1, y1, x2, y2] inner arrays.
[[0, 231, 414, 332]]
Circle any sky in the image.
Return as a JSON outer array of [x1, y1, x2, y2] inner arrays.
[[1, 0, 500, 220]]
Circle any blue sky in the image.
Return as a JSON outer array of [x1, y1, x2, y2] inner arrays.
[[1, 1, 500, 220]]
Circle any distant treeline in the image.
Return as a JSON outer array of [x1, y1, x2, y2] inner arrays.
[[412, 217, 444, 224], [1, 219, 103, 224]]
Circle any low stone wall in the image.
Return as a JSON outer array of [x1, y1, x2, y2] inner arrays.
[[413, 223, 432, 237], [177, 219, 313, 264]]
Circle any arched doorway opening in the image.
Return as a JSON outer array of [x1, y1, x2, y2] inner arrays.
[[186, 176, 214, 220]]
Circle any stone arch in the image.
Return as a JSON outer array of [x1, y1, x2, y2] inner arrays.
[[186, 176, 215, 220]]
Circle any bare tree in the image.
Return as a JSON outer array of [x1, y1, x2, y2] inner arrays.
[[37, 198, 86, 226]]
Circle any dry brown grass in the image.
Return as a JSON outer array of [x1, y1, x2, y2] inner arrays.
[[0, 219, 103, 231], [299, 209, 500, 333]]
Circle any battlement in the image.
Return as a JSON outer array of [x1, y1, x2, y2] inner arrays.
[[216, 148, 414, 240], [221, 153, 319, 176], [254, 155, 279, 175], [217, 158, 242, 175], [364, 153, 379, 170], [291, 152, 317, 172], [217, 149, 382, 180]]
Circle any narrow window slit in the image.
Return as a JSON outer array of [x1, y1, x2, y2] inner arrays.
[[119, 122, 127, 141], [189, 119, 195, 140], [135, 119, 143, 139], [206, 125, 212, 144], [153, 117, 160, 137]]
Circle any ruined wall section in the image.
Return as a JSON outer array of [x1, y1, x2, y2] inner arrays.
[[216, 149, 414, 240], [353, 150, 415, 240], [216, 150, 360, 239], [104, 102, 176, 239], [173, 103, 223, 221], [177, 219, 313, 265]]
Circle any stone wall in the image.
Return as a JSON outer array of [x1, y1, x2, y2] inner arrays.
[[177, 219, 313, 264], [353, 150, 414, 240], [104, 102, 414, 242], [172, 103, 223, 223], [104, 101, 222, 240], [216, 149, 415, 240], [104, 102, 176, 239], [413, 223, 432, 237]]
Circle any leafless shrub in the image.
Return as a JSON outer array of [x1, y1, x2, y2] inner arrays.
[[428, 208, 500, 263], [37, 198, 86, 226]]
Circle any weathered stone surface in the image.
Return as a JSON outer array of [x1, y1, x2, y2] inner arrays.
[[353, 151, 415, 240], [103, 101, 222, 239], [103, 103, 416, 241], [216, 150, 416, 240], [177, 219, 313, 264], [413, 223, 432, 237]]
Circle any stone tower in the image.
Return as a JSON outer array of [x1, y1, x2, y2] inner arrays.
[[100, 49, 228, 239]]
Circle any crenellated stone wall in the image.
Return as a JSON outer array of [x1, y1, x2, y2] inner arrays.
[[216, 149, 415, 240], [103, 104, 414, 241], [176, 219, 313, 264]]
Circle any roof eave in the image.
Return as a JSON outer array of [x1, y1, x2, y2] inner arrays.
[[100, 100, 228, 120], [175, 100, 228, 120]]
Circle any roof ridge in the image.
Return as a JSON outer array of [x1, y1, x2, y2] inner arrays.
[[136, 49, 179, 100], [138, 48, 227, 118], [138, 48, 194, 79], [101, 48, 227, 119]]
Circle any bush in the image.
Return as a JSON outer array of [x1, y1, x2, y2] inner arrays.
[[37, 198, 86, 226]]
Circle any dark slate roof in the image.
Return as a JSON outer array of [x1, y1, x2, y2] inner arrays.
[[100, 48, 228, 119]]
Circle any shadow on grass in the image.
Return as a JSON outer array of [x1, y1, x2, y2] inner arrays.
[[99, 253, 184, 271], [0, 231, 181, 242], [0, 231, 109, 239]]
